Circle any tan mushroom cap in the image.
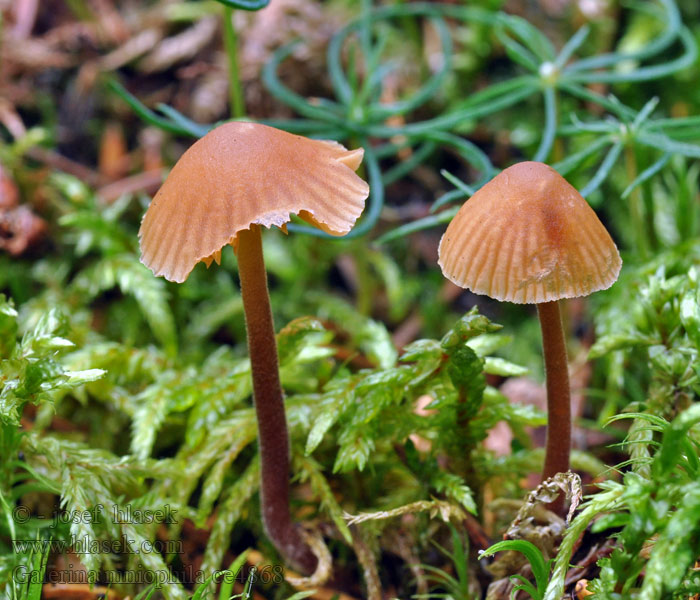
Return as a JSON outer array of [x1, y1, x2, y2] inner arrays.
[[139, 122, 369, 282], [438, 161, 621, 304]]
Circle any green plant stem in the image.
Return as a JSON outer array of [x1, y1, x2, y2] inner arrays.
[[624, 144, 649, 260], [353, 243, 373, 316], [236, 225, 316, 574], [537, 300, 571, 515], [223, 6, 246, 118]]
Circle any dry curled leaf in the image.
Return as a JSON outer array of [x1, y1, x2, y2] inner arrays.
[[189, 61, 229, 123], [238, 0, 339, 78], [0, 204, 47, 255], [2, 35, 73, 70], [88, 0, 129, 44], [98, 122, 129, 180], [99, 28, 163, 71], [487, 472, 583, 589], [507, 471, 583, 534], [138, 17, 218, 74], [575, 578, 594, 598]]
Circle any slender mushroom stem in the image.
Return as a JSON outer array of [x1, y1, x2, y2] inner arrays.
[[236, 224, 317, 574], [536, 300, 571, 514]]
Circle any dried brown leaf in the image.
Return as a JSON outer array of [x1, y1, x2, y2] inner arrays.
[[99, 28, 163, 71], [0, 205, 47, 255], [138, 17, 218, 74]]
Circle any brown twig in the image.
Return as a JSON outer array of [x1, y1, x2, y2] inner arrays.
[[97, 170, 164, 204], [26, 147, 104, 187]]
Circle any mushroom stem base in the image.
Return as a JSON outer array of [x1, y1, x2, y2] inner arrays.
[[537, 300, 571, 515], [237, 225, 317, 574]]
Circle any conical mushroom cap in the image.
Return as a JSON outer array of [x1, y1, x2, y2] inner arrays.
[[438, 161, 621, 304], [139, 122, 369, 282]]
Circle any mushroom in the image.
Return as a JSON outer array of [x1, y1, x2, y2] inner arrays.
[[438, 161, 621, 511], [139, 122, 369, 573]]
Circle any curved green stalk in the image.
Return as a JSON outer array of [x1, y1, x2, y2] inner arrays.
[[263, 43, 345, 122], [376, 206, 458, 244], [552, 135, 614, 177], [565, 26, 697, 83], [222, 6, 245, 119], [382, 142, 436, 186], [580, 141, 624, 198], [533, 86, 557, 163], [563, 0, 680, 72], [554, 25, 590, 70], [211, 0, 270, 10], [107, 79, 202, 137], [624, 144, 650, 260]]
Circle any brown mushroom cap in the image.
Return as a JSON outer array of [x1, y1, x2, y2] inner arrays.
[[438, 161, 621, 304], [139, 122, 369, 282]]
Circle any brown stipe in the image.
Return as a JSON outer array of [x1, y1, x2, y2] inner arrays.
[[138, 122, 369, 572], [438, 161, 621, 514]]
